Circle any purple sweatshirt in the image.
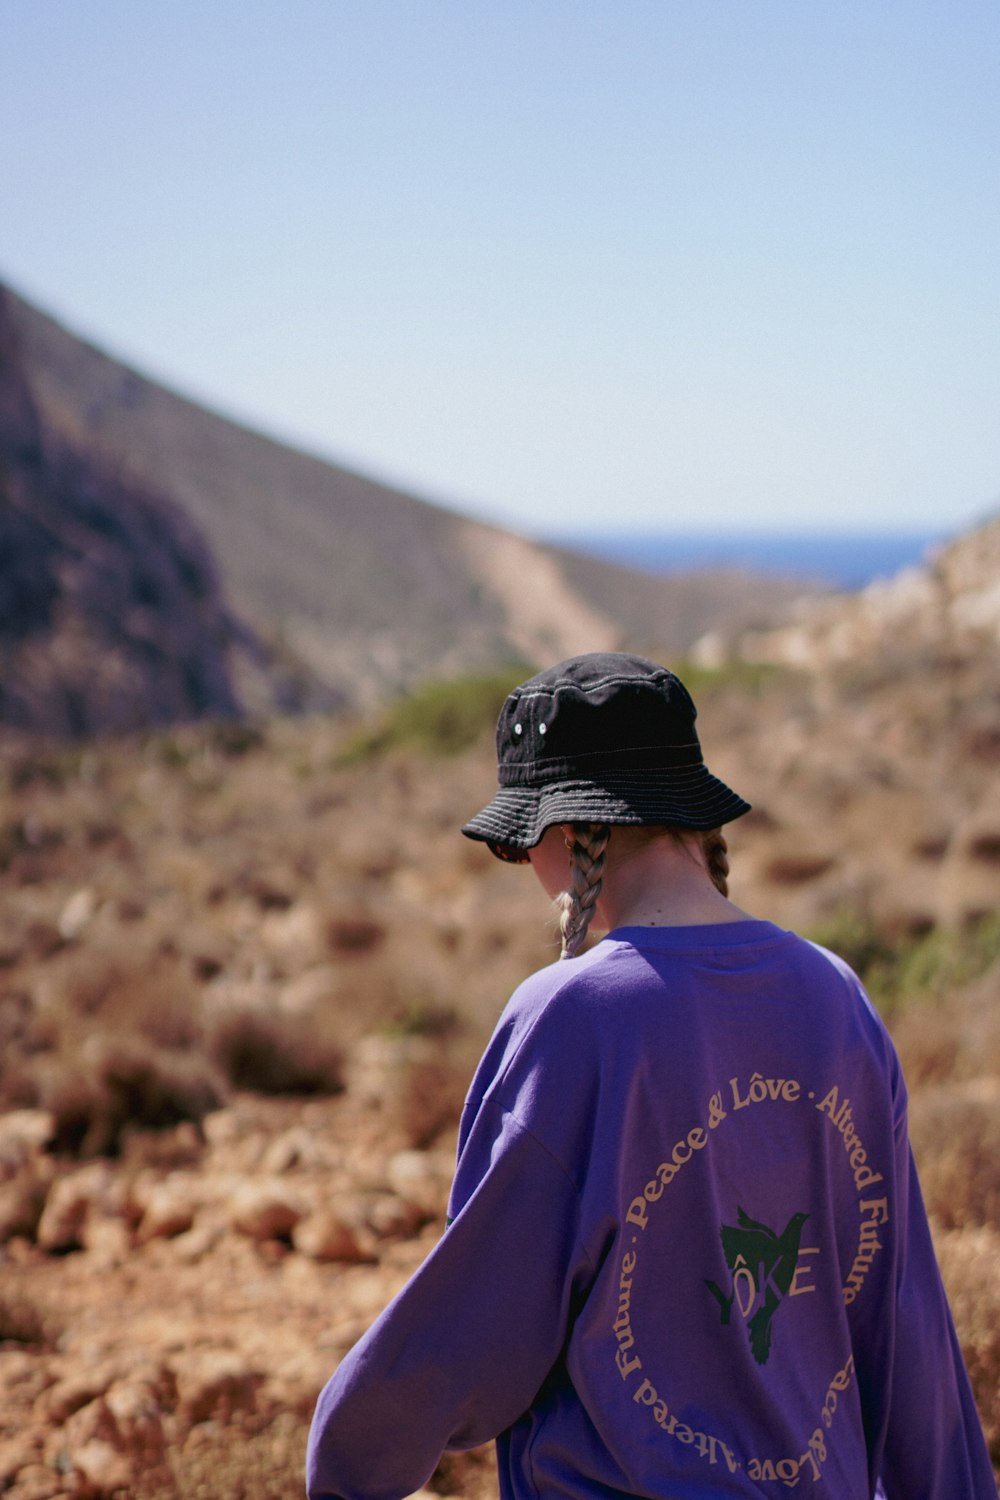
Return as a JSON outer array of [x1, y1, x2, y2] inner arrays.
[[307, 921, 996, 1499]]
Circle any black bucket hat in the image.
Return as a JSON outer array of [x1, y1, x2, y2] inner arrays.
[[461, 652, 750, 861]]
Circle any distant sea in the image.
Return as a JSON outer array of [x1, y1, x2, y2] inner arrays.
[[551, 528, 949, 592]]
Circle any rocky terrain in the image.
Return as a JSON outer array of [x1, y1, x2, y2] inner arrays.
[[1, 533, 999, 1497], [0, 281, 817, 733]]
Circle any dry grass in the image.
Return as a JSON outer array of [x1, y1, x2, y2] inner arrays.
[[910, 1083, 1000, 1232], [44, 1037, 224, 1158], [935, 1228, 1000, 1464], [207, 1009, 345, 1097], [1, 708, 999, 1490]]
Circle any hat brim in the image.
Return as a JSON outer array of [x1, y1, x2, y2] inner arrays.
[[461, 767, 751, 856]]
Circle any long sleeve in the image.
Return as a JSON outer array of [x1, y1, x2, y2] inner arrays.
[[878, 1145, 997, 1498], [306, 1099, 595, 1500], [310, 930, 998, 1500]]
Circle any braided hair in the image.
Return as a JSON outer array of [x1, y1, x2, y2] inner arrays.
[[701, 828, 730, 897], [557, 823, 611, 959], [556, 824, 730, 959]]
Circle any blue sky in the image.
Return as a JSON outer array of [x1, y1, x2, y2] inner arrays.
[[2, 0, 998, 538]]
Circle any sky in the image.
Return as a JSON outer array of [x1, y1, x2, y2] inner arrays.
[[2, 0, 998, 540]]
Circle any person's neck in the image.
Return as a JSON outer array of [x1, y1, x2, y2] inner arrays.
[[595, 833, 753, 931]]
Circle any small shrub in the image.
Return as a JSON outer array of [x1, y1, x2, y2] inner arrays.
[[47, 950, 204, 1047], [207, 720, 266, 758], [326, 914, 385, 955], [807, 910, 1000, 1018], [337, 665, 532, 764], [890, 1002, 963, 1089], [895, 914, 1000, 999], [969, 831, 1000, 864], [209, 1010, 345, 1097], [146, 732, 191, 769], [667, 658, 783, 699], [46, 1037, 224, 1158], [385, 1002, 460, 1040], [911, 832, 949, 860], [236, 873, 294, 911], [764, 853, 835, 885], [4, 749, 84, 791], [935, 1227, 1000, 1460], [909, 1085, 1000, 1231]]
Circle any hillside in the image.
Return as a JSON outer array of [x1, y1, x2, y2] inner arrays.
[[0, 283, 815, 730], [0, 624, 998, 1495], [695, 517, 1000, 937], [2, 283, 998, 1498]]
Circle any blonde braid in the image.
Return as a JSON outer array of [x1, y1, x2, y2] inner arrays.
[[557, 822, 611, 959], [701, 828, 729, 897]]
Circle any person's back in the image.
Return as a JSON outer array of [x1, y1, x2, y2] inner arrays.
[[307, 653, 996, 1500], [447, 920, 986, 1495]]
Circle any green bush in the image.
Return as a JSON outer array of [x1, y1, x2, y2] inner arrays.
[[806, 909, 898, 984], [667, 658, 784, 699], [337, 664, 533, 763], [808, 910, 1000, 1017]]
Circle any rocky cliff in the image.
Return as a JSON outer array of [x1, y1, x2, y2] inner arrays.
[[0, 294, 308, 737]]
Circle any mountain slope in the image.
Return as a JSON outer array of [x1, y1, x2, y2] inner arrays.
[[1, 283, 815, 727], [0, 300, 297, 735]]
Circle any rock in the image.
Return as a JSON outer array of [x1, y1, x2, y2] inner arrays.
[[40, 1370, 114, 1425], [260, 902, 322, 960], [0, 1351, 55, 1410], [36, 1174, 95, 1254], [386, 1149, 452, 1217], [292, 1210, 370, 1263], [278, 964, 339, 1014], [0, 1111, 54, 1170], [172, 1219, 224, 1263], [227, 1181, 302, 1242], [71, 1436, 131, 1491], [262, 1128, 316, 1174], [366, 1190, 425, 1240], [82, 1215, 131, 1269], [348, 1034, 436, 1110], [47, 1373, 169, 1496], [0, 1432, 44, 1488], [1, 1461, 68, 1500], [174, 1351, 263, 1425], [103, 1375, 169, 1468], [56, 887, 98, 941], [0, 1167, 48, 1244], [135, 1179, 198, 1243]]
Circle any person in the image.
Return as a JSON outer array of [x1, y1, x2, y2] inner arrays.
[[307, 652, 996, 1499]]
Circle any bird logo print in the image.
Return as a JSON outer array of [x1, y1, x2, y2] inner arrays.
[[705, 1206, 810, 1365]]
